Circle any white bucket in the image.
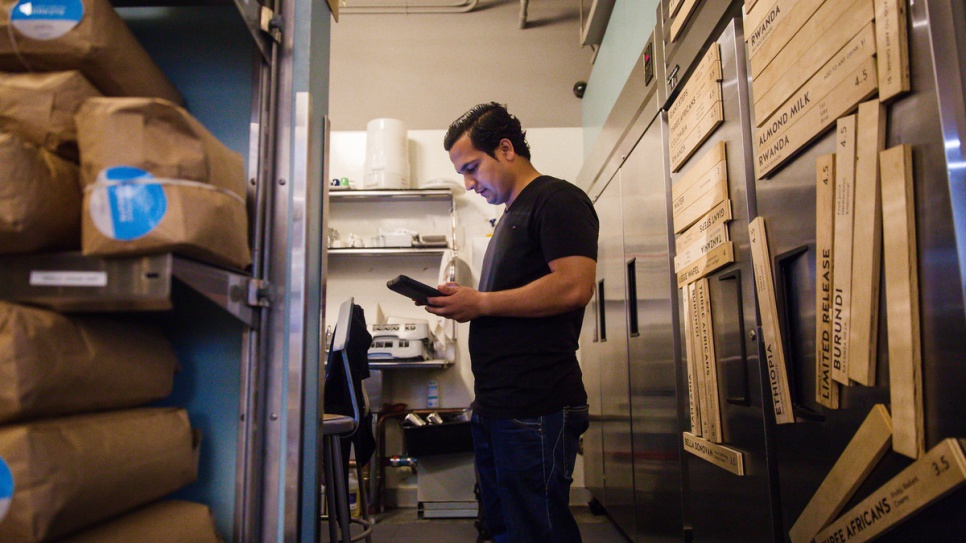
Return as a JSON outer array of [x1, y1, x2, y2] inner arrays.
[[364, 118, 410, 189]]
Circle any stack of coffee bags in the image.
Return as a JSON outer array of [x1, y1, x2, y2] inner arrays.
[[0, 0, 251, 270], [0, 302, 214, 542], [0, 0, 240, 540]]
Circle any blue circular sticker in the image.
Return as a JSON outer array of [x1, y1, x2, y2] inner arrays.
[[89, 166, 168, 241], [0, 456, 12, 523], [10, 0, 84, 40]]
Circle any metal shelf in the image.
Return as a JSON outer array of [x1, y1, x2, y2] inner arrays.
[[0, 252, 258, 327], [330, 188, 454, 203], [369, 359, 454, 369], [111, 0, 273, 63], [327, 247, 448, 257]]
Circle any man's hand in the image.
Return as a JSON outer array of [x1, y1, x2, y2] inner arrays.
[[424, 283, 485, 323]]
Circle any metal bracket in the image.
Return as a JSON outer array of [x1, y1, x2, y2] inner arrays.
[[260, 6, 283, 44], [247, 279, 272, 308]]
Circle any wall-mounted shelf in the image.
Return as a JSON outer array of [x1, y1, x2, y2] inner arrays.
[[369, 359, 454, 369], [328, 248, 448, 257], [0, 252, 258, 327], [330, 188, 454, 202]]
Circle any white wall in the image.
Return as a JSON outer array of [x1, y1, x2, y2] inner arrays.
[[328, 1, 593, 131]]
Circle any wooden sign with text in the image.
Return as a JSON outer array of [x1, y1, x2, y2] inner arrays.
[[788, 404, 892, 543], [814, 438, 966, 543], [696, 278, 722, 442], [832, 115, 857, 385], [848, 100, 887, 387], [749, 217, 795, 424], [875, 0, 910, 102], [676, 199, 734, 251], [755, 22, 876, 129], [683, 432, 745, 476], [815, 153, 840, 409], [682, 284, 702, 436], [677, 241, 735, 288], [755, 56, 877, 179], [881, 144, 924, 459]]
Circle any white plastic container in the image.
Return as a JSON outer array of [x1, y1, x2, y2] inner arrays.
[[363, 118, 410, 189]]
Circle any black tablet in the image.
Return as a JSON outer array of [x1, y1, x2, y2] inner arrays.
[[387, 275, 444, 305]]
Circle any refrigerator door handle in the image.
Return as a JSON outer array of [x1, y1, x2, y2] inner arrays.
[[718, 269, 750, 406], [626, 258, 640, 337], [597, 279, 607, 342], [773, 244, 825, 422]]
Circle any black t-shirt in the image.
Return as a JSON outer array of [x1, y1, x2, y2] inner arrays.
[[470, 176, 599, 418]]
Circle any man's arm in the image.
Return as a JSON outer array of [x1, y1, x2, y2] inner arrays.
[[423, 255, 596, 323]]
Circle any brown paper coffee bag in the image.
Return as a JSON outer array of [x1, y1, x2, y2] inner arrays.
[[0, 131, 80, 254], [0, 0, 182, 104], [57, 501, 223, 543], [0, 408, 199, 543], [0, 71, 101, 160], [0, 301, 179, 424]]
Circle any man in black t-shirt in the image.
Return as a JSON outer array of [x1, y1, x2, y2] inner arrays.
[[424, 103, 599, 543]]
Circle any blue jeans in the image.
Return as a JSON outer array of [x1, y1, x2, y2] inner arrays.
[[471, 406, 590, 543]]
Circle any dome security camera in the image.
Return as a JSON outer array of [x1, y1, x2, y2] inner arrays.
[[573, 81, 587, 99]]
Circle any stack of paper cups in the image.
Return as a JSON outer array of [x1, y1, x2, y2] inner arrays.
[[364, 118, 410, 189]]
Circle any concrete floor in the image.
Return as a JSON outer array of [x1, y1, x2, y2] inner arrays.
[[323, 505, 630, 543]]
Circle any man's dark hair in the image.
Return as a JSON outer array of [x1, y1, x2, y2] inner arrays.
[[443, 102, 531, 161]]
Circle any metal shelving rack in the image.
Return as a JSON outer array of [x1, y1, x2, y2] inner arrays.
[[0, 0, 334, 541]]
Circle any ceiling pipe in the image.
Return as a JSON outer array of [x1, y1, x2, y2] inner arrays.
[[339, 0, 480, 14]]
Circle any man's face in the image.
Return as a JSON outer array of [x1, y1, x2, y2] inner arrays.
[[449, 134, 514, 206]]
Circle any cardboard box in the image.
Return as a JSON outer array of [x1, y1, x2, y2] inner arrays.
[[0, 408, 199, 543], [57, 500, 223, 543], [0, 71, 101, 160], [0, 301, 179, 424], [0, 131, 81, 254], [0, 0, 182, 104], [75, 97, 247, 200], [81, 179, 252, 270]]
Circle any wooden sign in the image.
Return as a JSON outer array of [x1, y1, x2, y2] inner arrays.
[[677, 241, 735, 287], [832, 115, 857, 385], [670, 89, 721, 156], [749, 217, 796, 424], [875, 0, 910, 102], [755, 22, 876, 128], [745, 0, 800, 60], [814, 438, 966, 543], [672, 102, 724, 173], [749, 0, 826, 80], [752, 0, 874, 108], [881, 144, 924, 459], [669, 0, 701, 43], [676, 199, 733, 250], [745, 0, 761, 18], [696, 278, 722, 442], [673, 140, 726, 197], [848, 100, 887, 387], [788, 404, 893, 543], [675, 221, 730, 273], [669, 0, 684, 19], [687, 283, 711, 437], [669, 45, 722, 127], [682, 284, 702, 436], [815, 154, 840, 409], [683, 432, 745, 476], [755, 57, 877, 179], [673, 163, 729, 234]]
